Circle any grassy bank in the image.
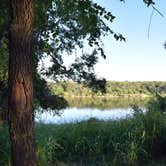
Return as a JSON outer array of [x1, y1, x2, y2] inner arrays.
[[36, 110, 166, 165], [1, 106, 166, 165]]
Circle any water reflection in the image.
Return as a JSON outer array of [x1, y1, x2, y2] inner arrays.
[[66, 97, 149, 109], [35, 97, 149, 124]]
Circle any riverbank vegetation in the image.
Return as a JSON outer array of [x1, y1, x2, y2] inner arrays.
[[0, 0, 164, 164], [1, 80, 166, 111], [48, 81, 166, 97], [1, 96, 166, 165]]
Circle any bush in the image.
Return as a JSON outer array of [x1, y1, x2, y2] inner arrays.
[[45, 109, 166, 165]]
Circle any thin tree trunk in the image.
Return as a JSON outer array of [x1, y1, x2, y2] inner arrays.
[[8, 0, 36, 165]]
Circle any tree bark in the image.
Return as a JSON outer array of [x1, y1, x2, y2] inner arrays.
[[8, 0, 36, 165]]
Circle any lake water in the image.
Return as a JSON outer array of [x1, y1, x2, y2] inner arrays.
[[35, 97, 149, 124]]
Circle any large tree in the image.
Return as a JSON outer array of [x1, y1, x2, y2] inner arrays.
[[7, 1, 123, 165], [0, 0, 155, 165], [8, 0, 36, 165]]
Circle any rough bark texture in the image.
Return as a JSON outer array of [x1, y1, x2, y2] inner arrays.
[[8, 0, 36, 165]]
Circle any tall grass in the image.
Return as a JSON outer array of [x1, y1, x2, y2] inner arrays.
[[1, 97, 166, 165], [0, 124, 10, 166], [35, 108, 166, 165]]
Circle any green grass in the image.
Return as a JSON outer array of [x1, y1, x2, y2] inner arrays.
[[1, 108, 166, 165], [0, 123, 10, 166], [35, 107, 166, 165]]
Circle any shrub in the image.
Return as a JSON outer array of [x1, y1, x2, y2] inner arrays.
[[45, 109, 166, 165]]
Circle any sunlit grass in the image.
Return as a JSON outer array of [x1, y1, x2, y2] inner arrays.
[[35, 109, 166, 165], [1, 106, 166, 165]]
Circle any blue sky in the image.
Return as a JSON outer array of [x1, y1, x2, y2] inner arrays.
[[94, 0, 166, 81]]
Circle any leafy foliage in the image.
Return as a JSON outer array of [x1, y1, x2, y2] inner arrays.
[[0, 0, 158, 108], [49, 81, 166, 96], [0, 38, 8, 80], [0, 1, 9, 80], [34, 0, 125, 83], [143, 0, 155, 6], [0, 0, 127, 94]]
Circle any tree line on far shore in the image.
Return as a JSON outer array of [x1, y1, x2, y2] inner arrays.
[[48, 81, 166, 97]]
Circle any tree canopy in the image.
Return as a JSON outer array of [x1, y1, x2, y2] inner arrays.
[[0, 0, 126, 106], [0, 0, 157, 105], [1, 0, 155, 82]]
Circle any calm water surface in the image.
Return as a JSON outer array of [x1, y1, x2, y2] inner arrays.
[[35, 97, 149, 124]]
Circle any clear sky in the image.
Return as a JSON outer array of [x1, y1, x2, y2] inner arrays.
[[94, 0, 166, 81]]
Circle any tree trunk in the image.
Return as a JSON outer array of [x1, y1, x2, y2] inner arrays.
[[8, 0, 36, 165]]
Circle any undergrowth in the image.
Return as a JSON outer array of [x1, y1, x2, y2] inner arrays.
[[1, 96, 166, 165]]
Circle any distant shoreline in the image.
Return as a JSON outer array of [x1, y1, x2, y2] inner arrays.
[[63, 94, 151, 98], [48, 81, 166, 98]]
